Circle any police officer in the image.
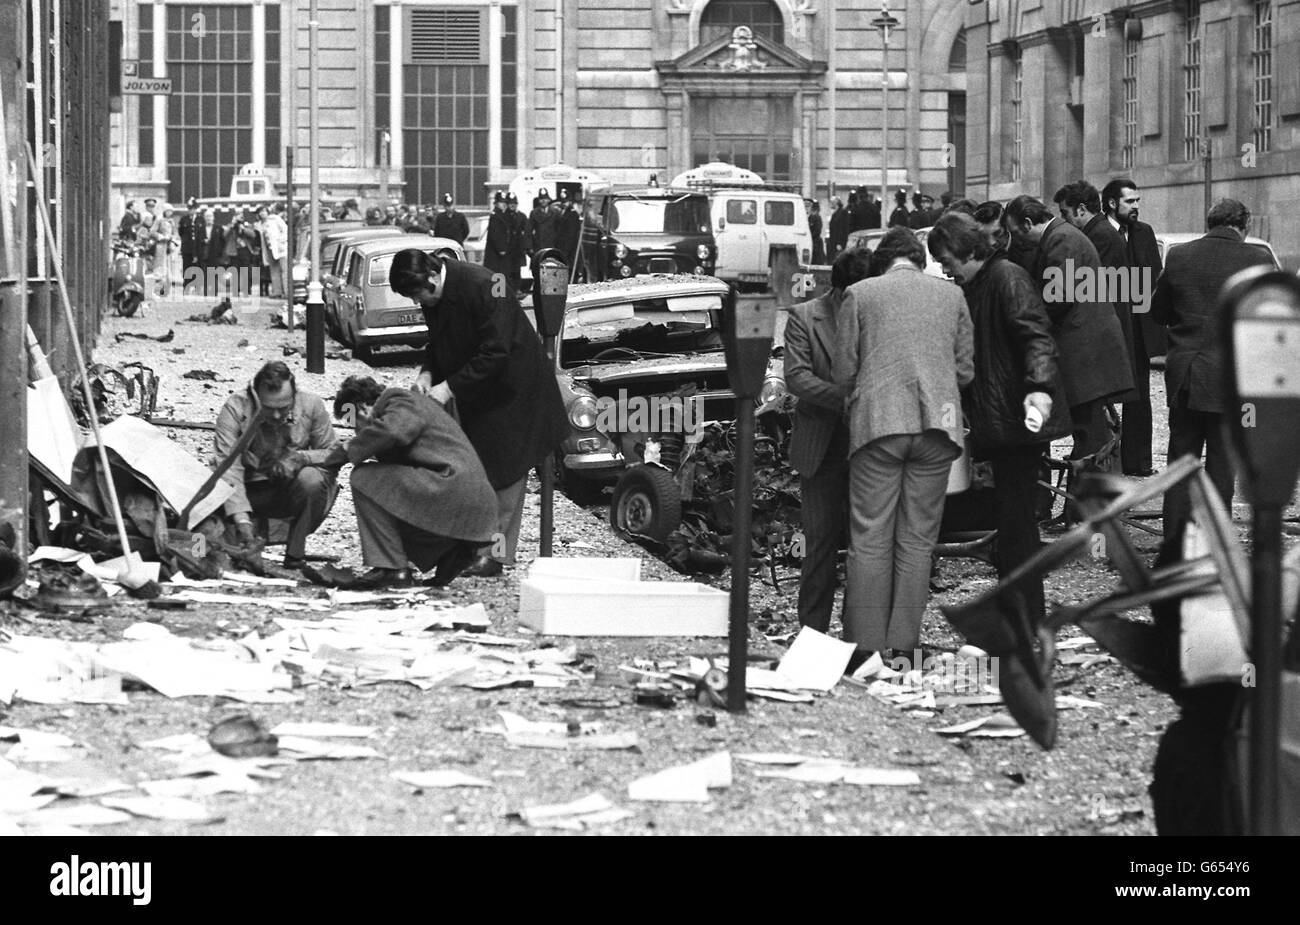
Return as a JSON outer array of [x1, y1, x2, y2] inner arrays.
[[554, 190, 581, 271], [432, 193, 469, 244], [484, 191, 514, 286], [527, 189, 556, 255], [503, 193, 528, 289]]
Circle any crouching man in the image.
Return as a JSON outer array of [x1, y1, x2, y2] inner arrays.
[[215, 361, 341, 570], [326, 375, 497, 588]]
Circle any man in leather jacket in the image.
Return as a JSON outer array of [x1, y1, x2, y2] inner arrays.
[[928, 212, 1071, 626]]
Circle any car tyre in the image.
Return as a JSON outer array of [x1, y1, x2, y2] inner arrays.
[[610, 464, 681, 543], [352, 340, 373, 364]]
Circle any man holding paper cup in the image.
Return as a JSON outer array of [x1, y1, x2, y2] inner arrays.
[[928, 213, 1071, 626]]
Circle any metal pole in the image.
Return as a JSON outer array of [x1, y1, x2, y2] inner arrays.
[[539, 335, 556, 557], [1202, 136, 1213, 220], [827, 0, 836, 202], [873, 4, 897, 231], [305, 1, 324, 373], [285, 145, 295, 328], [726, 405, 755, 712], [378, 130, 390, 208], [1249, 506, 1283, 836]]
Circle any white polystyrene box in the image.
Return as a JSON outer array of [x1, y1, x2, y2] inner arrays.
[[518, 558, 727, 637]]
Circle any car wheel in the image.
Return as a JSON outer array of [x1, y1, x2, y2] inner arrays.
[[555, 458, 607, 507], [352, 341, 373, 364], [610, 464, 682, 543]]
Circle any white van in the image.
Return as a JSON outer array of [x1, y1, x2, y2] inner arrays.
[[672, 164, 812, 290], [507, 163, 608, 209]]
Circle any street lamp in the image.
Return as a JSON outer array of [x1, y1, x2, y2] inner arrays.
[[873, 1, 899, 231]]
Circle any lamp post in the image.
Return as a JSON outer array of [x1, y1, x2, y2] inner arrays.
[[305, 0, 324, 373], [873, 1, 899, 231]]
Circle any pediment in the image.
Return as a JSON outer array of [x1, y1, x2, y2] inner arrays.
[[657, 28, 824, 76]]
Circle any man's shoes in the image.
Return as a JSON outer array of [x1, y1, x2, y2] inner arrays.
[[352, 567, 414, 590], [429, 543, 480, 588], [845, 649, 878, 675], [460, 555, 504, 578], [282, 556, 305, 571], [1123, 467, 1155, 477]]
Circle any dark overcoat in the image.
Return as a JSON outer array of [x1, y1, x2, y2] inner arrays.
[[1149, 226, 1275, 414], [1081, 213, 1139, 404], [346, 388, 497, 542], [784, 291, 847, 476], [418, 259, 568, 488], [1127, 220, 1166, 357], [1031, 217, 1134, 408], [484, 210, 513, 275]]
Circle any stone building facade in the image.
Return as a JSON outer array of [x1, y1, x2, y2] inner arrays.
[[108, 0, 1298, 263]]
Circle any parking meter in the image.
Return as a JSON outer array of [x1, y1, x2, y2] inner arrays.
[[530, 248, 570, 558], [720, 288, 778, 712], [1221, 266, 1300, 836], [530, 248, 570, 343]]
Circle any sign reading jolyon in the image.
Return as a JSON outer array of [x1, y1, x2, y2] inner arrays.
[[121, 60, 172, 95]]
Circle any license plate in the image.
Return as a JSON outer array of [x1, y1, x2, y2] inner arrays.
[[739, 273, 767, 282], [393, 311, 423, 325]]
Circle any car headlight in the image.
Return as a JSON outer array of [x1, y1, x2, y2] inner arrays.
[[697, 244, 710, 260], [568, 392, 599, 430], [620, 265, 633, 277], [758, 377, 787, 405], [614, 243, 628, 259]]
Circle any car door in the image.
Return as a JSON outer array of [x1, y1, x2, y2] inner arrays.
[[761, 197, 806, 267], [717, 197, 760, 282], [337, 252, 365, 339]]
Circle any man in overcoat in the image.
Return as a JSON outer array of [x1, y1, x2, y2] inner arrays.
[[388, 249, 568, 577], [328, 376, 497, 588]]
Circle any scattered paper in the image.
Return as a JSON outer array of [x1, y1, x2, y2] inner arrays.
[[276, 737, 382, 761], [774, 627, 857, 691], [627, 752, 731, 803], [101, 795, 223, 823], [17, 803, 133, 827], [393, 770, 492, 789], [934, 714, 1026, 738], [140, 776, 263, 798], [841, 768, 923, 787], [518, 793, 633, 830], [1055, 695, 1106, 710]]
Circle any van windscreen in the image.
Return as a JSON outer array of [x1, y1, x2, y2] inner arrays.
[[608, 195, 711, 235]]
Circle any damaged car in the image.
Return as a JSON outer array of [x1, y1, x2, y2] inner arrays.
[[551, 274, 786, 540]]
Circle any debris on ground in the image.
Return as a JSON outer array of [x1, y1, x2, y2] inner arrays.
[[627, 751, 730, 802], [115, 329, 175, 344], [514, 792, 634, 830], [186, 297, 236, 324]]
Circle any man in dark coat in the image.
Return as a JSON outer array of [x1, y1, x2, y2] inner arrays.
[[178, 198, 207, 292], [205, 214, 229, 297], [1103, 178, 1164, 476], [827, 196, 848, 259], [1150, 198, 1274, 561], [389, 249, 568, 577], [554, 191, 581, 269], [484, 192, 514, 284], [1057, 181, 1139, 410], [327, 376, 497, 588], [783, 247, 873, 632], [526, 189, 557, 256], [928, 213, 1071, 627], [907, 193, 929, 230], [1003, 196, 1133, 478], [888, 190, 911, 228], [807, 201, 825, 264], [432, 192, 470, 245], [503, 193, 528, 288]]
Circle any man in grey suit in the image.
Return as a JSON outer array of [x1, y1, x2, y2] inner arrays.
[[783, 248, 874, 632], [835, 228, 974, 659]]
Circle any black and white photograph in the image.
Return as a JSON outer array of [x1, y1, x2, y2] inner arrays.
[[0, 0, 1297, 877]]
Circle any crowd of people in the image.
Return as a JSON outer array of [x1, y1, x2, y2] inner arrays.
[[786, 177, 1272, 683], [117, 197, 290, 298]]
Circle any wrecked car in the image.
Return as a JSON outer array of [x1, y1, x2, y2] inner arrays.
[[551, 274, 786, 540]]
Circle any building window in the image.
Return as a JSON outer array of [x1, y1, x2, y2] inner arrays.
[[1010, 47, 1023, 182], [700, 1, 783, 45], [1253, 0, 1273, 153], [502, 5, 517, 170], [164, 4, 254, 200], [403, 7, 489, 205], [1183, 0, 1202, 162], [1122, 35, 1138, 169], [138, 4, 154, 167], [265, 4, 280, 167], [948, 28, 966, 73]]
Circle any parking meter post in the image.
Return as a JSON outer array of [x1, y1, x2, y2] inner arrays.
[[721, 290, 777, 713], [1221, 267, 1300, 836], [531, 249, 570, 558], [305, 282, 325, 374]]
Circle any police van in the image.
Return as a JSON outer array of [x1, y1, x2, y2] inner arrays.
[[672, 162, 814, 290], [506, 163, 608, 209]]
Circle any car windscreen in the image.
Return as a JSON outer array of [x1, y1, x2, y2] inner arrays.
[[608, 195, 711, 236], [560, 294, 723, 366]]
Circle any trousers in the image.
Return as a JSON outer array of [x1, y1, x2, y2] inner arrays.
[[843, 431, 957, 652], [245, 467, 338, 559], [796, 425, 851, 633], [354, 490, 456, 571]]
